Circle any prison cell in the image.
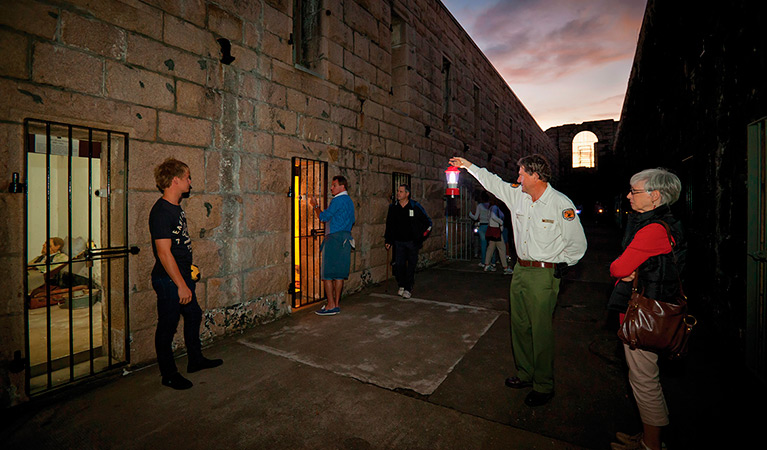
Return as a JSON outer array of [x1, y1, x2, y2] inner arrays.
[[23, 119, 131, 395], [291, 157, 328, 308]]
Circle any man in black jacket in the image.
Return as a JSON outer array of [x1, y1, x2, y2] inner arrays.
[[384, 184, 432, 299]]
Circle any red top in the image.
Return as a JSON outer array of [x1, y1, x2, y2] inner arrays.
[[611, 223, 674, 323], [610, 223, 673, 278]]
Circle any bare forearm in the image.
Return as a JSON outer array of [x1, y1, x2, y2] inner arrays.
[[158, 251, 187, 288]]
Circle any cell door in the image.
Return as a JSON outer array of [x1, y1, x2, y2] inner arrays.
[[24, 119, 132, 395], [746, 117, 767, 383], [291, 157, 327, 308]]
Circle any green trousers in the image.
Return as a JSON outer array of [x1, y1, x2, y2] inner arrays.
[[509, 263, 560, 394]]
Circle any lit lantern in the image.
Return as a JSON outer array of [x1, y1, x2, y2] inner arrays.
[[445, 166, 460, 198]]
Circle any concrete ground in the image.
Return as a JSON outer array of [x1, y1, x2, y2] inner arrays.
[[1, 223, 762, 449]]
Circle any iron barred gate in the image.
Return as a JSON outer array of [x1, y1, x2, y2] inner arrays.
[[23, 118, 132, 395], [291, 157, 327, 308], [445, 186, 474, 260]]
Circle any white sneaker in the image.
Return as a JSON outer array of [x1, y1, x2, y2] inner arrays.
[[401, 290, 411, 299], [503, 267, 514, 275], [397, 287, 405, 296], [484, 264, 495, 272], [478, 262, 485, 267]]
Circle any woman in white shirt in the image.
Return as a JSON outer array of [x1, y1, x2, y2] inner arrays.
[[484, 199, 513, 274]]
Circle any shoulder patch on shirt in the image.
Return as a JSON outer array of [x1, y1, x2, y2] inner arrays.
[[562, 208, 576, 221], [511, 183, 520, 188]]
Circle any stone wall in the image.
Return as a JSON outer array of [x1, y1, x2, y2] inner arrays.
[[613, 0, 767, 351], [545, 119, 618, 223], [0, 0, 554, 406], [546, 119, 617, 177]]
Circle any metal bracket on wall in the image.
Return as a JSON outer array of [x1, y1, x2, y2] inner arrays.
[[9, 172, 24, 193]]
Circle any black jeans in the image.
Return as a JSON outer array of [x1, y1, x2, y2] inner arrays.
[[393, 240, 419, 291], [152, 276, 203, 377]]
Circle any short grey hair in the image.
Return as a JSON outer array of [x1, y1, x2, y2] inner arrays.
[[630, 168, 682, 206]]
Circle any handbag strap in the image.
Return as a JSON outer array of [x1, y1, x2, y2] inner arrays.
[[656, 220, 686, 299], [656, 220, 675, 256]]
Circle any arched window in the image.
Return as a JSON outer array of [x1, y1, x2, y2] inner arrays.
[[572, 131, 597, 168]]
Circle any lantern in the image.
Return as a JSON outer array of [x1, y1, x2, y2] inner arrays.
[[445, 166, 460, 198]]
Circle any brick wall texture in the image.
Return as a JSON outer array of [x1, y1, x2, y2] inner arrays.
[[0, 0, 555, 406]]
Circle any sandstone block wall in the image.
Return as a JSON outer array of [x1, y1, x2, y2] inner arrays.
[[0, 0, 554, 406]]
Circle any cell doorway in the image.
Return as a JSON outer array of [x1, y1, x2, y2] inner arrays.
[[24, 119, 132, 395], [291, 157, 328, 308]]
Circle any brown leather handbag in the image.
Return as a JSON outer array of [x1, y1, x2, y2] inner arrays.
[[617, 221, 697, 359], [617, 277, 697, 359]]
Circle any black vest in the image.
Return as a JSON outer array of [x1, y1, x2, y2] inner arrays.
[[622, 205, 686, 303]]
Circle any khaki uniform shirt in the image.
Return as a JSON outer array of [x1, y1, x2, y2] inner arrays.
[[468, 165, 587, 266]]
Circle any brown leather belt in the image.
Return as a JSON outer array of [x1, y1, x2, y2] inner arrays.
[[517, 258, 556, 269]]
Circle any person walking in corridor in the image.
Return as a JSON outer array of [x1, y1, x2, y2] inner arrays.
[[483, 197, 513, 275], [384, 184, 432, 299], [470, 191, 491, 267], [311, 175, 355, 316], [449, 154, 587, 407], [150, 158, 223, 390]]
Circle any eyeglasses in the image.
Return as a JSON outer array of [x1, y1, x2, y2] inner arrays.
[[628, 189, 648, 195]]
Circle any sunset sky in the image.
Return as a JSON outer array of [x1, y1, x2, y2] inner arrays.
[[441, 0, 646, 131]]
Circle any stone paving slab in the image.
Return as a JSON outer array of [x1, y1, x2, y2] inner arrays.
[[2, 339, 581, 450], [239, 293, 500, 395]]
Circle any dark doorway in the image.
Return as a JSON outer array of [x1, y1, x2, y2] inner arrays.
[[746, 117, 767, 383]]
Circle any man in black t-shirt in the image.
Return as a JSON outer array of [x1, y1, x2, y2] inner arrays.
[[149, 158, 222, 390]]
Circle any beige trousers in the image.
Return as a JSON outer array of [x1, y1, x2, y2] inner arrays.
[[484, 240, 508, 267], [624, 344, 669, 427]]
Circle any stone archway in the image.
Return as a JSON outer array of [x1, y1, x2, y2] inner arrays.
[[544, 120, 619, 223], [572, 130, 598, 168]]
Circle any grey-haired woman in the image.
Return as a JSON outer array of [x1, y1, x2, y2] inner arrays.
[[608, 168, 686, 450]]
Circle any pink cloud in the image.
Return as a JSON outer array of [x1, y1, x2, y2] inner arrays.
[[441, 0, 645, 129], [458, 0, 644, 83]]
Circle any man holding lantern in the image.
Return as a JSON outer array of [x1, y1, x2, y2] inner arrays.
[[449, 154, 587, 407]]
